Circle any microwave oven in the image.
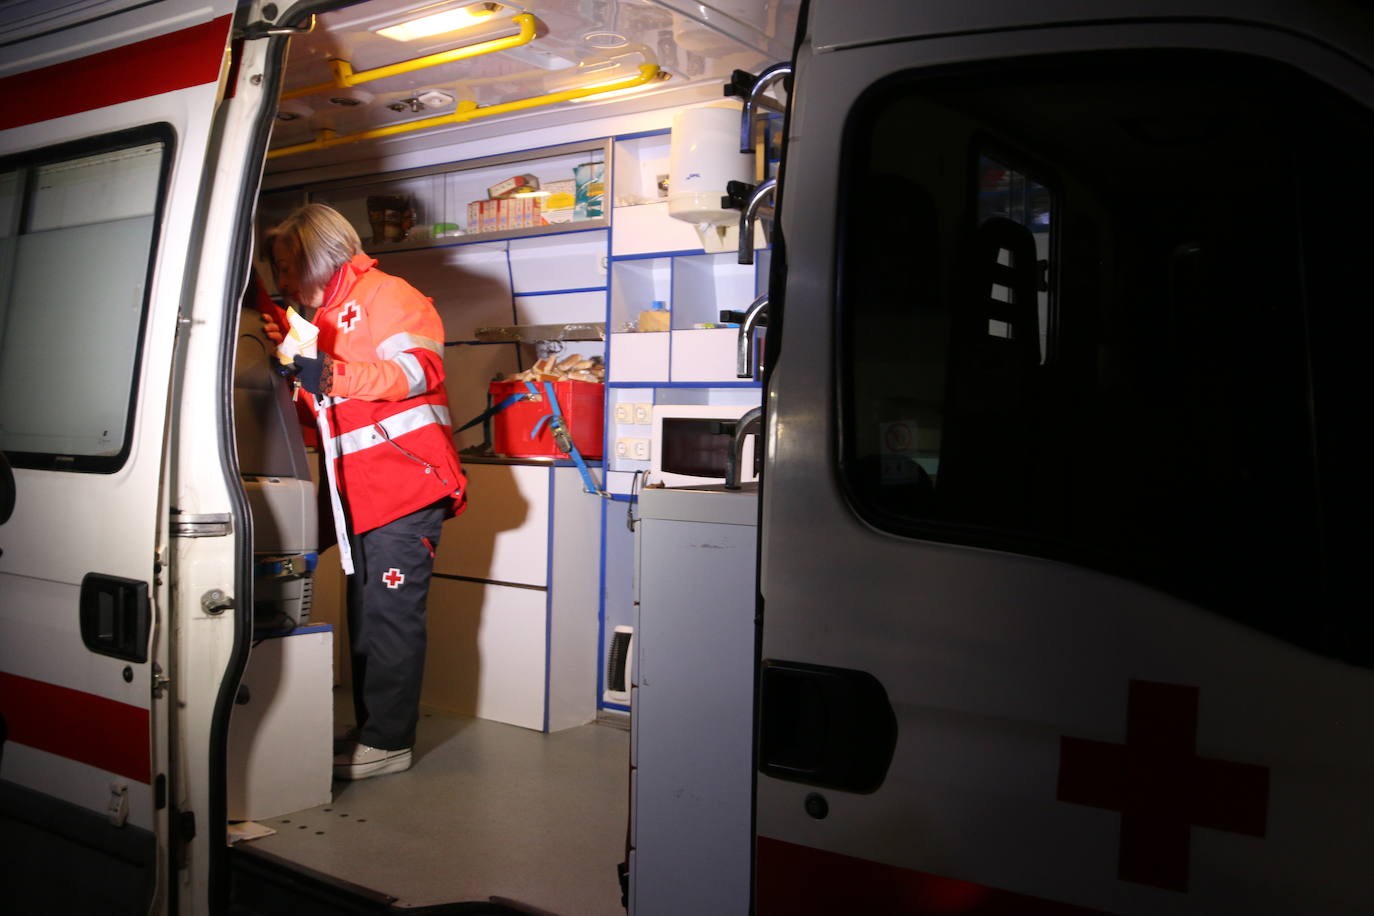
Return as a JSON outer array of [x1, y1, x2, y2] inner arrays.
[[649, 404, 759, 488]]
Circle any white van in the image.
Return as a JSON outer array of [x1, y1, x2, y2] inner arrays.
[[1, 1, 1370, 913]]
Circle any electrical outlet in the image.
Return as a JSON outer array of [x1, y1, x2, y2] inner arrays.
[[633, 403, 652, 425], [613, 402, 634, 424], [615, 438, 631, 458], [630, 438, 651, 461]]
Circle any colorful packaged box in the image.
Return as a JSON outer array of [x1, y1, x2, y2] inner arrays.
[[543, 179, 575, 211], [488, 173, 540, 199], [467, 196, 544, 233]]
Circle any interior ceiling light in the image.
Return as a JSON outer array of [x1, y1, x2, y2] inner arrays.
[[378, 2, 502, 41], [583, 31, 628, 49]]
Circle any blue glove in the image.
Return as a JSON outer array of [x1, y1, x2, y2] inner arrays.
[[292, 354, 331, 396]]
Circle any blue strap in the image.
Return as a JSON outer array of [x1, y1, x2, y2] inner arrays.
[[529, 381, 604, 496], [526, 380, 554, 439], [254, 552, 319, 579], [456, 390, 530, 433]]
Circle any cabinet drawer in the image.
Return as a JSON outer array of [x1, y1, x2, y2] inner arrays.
[[423, 578, 547, 731], [434, 462, 550, 586]]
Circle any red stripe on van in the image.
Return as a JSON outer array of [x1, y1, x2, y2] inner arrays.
[[0, 671, 150, 783], [756, 836, 1113, 914], [0, 14, 232, 131]]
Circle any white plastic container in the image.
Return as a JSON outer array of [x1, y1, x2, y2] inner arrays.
[[668, 102, 753, 231]]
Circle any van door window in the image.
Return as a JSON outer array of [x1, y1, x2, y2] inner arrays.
[[0, 128, 170, 471], [837, 51, 1368, 660]]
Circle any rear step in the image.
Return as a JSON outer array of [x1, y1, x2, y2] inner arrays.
[[229, 845, 566, 916]]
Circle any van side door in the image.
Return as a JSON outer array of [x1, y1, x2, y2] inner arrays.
[[756, 3, 1374, 913], [0, 3, 238, 912]]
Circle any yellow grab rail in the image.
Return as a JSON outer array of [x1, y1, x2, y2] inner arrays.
[[280, 13, 538, 102], [269, 64, 661, 159]]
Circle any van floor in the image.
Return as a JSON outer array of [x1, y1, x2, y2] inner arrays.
[[232, 692, 630, 916]]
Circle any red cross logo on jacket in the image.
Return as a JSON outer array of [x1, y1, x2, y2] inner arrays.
[[382, 568, 405, 589], [337, 301, 360, 332]]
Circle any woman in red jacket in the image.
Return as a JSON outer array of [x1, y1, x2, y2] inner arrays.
[[265, 203, 466, 781]]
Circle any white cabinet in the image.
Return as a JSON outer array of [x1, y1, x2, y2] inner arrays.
[[227, 626, 334, 821], [435, 462, 551, 587], [630, 486, 757, 916], [425, 462, 602, 732]]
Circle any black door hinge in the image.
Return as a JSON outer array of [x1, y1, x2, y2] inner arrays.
[[173, 809, 196, 870]]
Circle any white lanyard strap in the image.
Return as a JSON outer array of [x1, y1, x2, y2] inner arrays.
[[315, 395, 354, 576]]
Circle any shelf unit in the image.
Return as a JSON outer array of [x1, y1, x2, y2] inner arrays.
[[302, 139, 610, 253], [602, 131, 768, 498]]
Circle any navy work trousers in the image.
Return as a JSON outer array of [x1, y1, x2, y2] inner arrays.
[[345, 499, 446, 751]]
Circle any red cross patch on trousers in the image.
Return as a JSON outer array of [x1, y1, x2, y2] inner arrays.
[[382, 567, 405, 589], [338, 301, 360, 332]]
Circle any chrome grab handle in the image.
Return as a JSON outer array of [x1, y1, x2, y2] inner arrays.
[[724, 406, 763, 490], [738, 62, 792, 153], [738, 178, 775, 265], [737, 294, 769, 378]]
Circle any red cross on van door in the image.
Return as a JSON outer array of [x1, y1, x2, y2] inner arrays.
[[1057, 680, 1269, 893]]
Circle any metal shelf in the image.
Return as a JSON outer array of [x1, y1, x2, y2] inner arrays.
[[474, 322, 606, 343]]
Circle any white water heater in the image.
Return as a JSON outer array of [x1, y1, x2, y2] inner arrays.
[[669, 102, 753, 247]]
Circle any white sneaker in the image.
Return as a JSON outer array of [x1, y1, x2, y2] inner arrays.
[[333, 742, 412, 781]]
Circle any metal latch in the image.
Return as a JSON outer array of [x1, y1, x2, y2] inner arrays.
[[107, 782, 129, 827], [201, 589, 234, 615], [151, 662, 170, 699], [551, 420, 574, 455], [171, 512, 232, 538]]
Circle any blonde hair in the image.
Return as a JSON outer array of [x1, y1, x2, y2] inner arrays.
[[265, 203, 362, 300]]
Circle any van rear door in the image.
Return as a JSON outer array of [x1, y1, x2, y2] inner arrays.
[[756, 2, 1374, 913], [0, 3, 239, 912]]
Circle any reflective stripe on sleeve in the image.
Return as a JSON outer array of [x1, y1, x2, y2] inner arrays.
[[394, 351, 428, 398], [377, 331, 441, 360], [328, 403, 453, 457]]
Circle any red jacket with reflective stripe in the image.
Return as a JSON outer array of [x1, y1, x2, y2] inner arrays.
[[311, 254, 465, 534]]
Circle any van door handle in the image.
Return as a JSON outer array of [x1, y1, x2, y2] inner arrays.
[[758, 660, 897, 793], [79, 573, 151, 663]]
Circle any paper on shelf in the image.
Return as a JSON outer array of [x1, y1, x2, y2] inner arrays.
[[275, 307, 319, 365]]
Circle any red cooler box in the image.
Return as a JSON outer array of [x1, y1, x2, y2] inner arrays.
[[490, 379, 604, 459]]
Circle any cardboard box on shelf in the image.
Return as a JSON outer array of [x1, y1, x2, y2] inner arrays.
[[466, 197, 543, 233], [542, 179, 575, 211], [488, 173, 540, 199]]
